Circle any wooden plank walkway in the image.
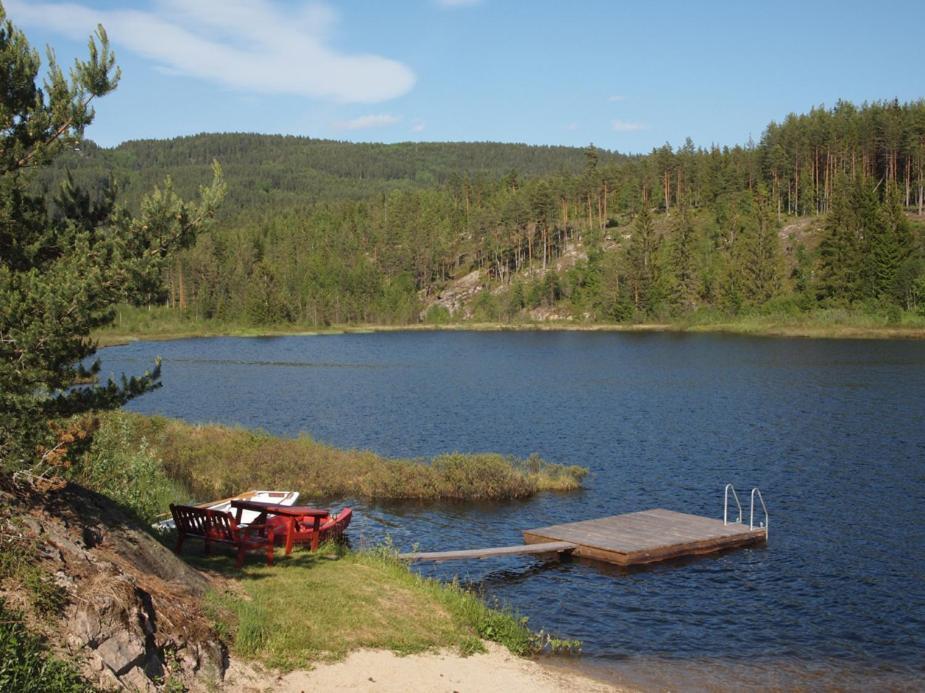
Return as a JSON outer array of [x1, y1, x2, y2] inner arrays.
[[399, 508, 767, 566], [523, 508, 767, 566], [399, 541, 576, 562]]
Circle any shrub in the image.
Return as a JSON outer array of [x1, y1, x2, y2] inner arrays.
[[424, 305, 452, 324], [73, 415, 190, 524]]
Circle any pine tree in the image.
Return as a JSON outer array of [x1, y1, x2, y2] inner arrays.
[[721, 188, 782, 310], [0, 8, 224, 476], [669, 204, 699, 311], [624, 205, 660, 313], [863, 183, 913, 304], [738, 185, 783, 305], [816, 175, 861, 304]]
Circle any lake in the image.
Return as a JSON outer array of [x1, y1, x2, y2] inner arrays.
[[102, 331, 925, 690]]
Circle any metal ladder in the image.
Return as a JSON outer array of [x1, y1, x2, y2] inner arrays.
[[724, 483, 769, 537]]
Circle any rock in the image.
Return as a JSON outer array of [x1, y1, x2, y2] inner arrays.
[[87, 651, 105, 672], [2, 479, 229, 691], [71, 603, 103, 648], [141, 651, 164, 680], [192, 639, 226, 685], [53, 569, 75, 590], [121, 665, 157, 692], [20, 515, 42, 536], [97, 666, 123, 691], [82, 525, 103, 548], [96, 630, 146, 675], [43, 522, 91, 564]]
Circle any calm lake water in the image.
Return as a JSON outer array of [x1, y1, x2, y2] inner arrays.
[[103, 331, 925, 690]]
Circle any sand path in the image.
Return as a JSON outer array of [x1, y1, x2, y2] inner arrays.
[[225, 642, 626, 692]]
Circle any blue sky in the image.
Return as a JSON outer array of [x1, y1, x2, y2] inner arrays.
[[7, 0, 925, 153]]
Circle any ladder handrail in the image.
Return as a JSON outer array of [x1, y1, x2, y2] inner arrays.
[[750, 487, 768, 536], [723, 483, 742, 525]]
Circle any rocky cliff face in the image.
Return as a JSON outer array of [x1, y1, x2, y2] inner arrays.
[[0, 479, 227, 691]]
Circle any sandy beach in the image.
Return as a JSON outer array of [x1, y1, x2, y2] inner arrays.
[[225, 642, 626, 692]]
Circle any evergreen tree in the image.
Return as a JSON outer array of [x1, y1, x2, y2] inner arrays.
[[0, 8, 224, 475], [738, 186, 783, 305], [816, 175, 862, 304], [624, 205, 660, 313], [864, 183, 913, 304], [669, 204, 699, 311]]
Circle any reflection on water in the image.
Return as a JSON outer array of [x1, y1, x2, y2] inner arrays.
[[102, 331, 925, 689]]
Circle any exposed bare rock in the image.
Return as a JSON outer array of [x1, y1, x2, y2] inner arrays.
[[418, 238, 598, 321], [97, 629, 146, 675], [421, 268, 485, 319], [0, 478, 228, 691]]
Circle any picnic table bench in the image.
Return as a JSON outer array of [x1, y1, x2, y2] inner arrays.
[[169, 503, 276, 568], [230, 500, 330, 555]]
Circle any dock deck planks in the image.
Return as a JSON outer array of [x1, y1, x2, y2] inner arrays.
[[523, 508, 766, 565], [399, 508, 767, 566]]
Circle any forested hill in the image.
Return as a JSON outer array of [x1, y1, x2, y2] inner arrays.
[[47, 134, 628, 213], [43, 100, 925, 328]]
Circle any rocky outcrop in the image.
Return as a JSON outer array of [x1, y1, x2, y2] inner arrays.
[[421, 269, 485, 320], [0, 480, 227, 691]]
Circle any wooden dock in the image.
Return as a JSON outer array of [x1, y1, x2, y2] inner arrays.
[[399, 541, 576, 562], [523, 508, 766, 566], [401, 508, 766, 566]]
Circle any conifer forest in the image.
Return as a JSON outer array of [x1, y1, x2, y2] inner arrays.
[[43, 100, 925, 327]]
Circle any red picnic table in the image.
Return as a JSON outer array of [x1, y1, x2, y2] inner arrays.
[[230, 499, 329, 555]]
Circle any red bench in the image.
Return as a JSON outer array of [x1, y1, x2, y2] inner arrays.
[[169, 504, 276, 568]]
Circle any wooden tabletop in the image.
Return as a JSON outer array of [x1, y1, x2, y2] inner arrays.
[[230, 499, 329, 517]]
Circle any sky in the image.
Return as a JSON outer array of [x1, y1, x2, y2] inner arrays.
[[7, 0, 925, 153]]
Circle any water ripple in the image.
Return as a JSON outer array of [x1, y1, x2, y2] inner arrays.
[[101, 331, 925, 689]]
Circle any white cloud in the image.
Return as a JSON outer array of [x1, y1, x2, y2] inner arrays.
[[335, 114, 401, 130], [612, 119, 647, 132], [411, 120, 426, 133], [436, 0, 483, 7], [607, 95, 625, 102], [6, 0, 415, 103]]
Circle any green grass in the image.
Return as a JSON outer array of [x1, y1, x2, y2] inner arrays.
[[95, 304, 340, 346], [88, 412, 586, 504], [192, 542, 549, 671], [94, 302, 925, 345], [0, 520, 68, 618], [0, 599, 91, 693], [678, 306, 925, 339]]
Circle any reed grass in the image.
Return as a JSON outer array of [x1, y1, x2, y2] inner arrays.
[[89, 412, 586, 504]]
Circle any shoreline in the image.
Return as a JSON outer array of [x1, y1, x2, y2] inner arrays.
[[95, 319, 925, 347], [225, 642, 627, 692]]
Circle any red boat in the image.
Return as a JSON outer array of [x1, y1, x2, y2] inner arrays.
[[266, 507, 353, 547]]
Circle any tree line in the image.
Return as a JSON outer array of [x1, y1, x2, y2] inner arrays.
[[44, 100, 925, 326]]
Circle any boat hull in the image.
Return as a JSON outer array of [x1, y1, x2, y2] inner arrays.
[[154, 490, 300, 530], [268, 508, 352, 546]]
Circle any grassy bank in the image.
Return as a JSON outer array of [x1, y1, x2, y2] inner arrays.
[[79, 413, 586, 513], [65, 413, 580, 671], [196, 543, 550, 671], [1, 410, 583, 689], [677, 306, 925, 339], [95, 304, 925, 345]]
